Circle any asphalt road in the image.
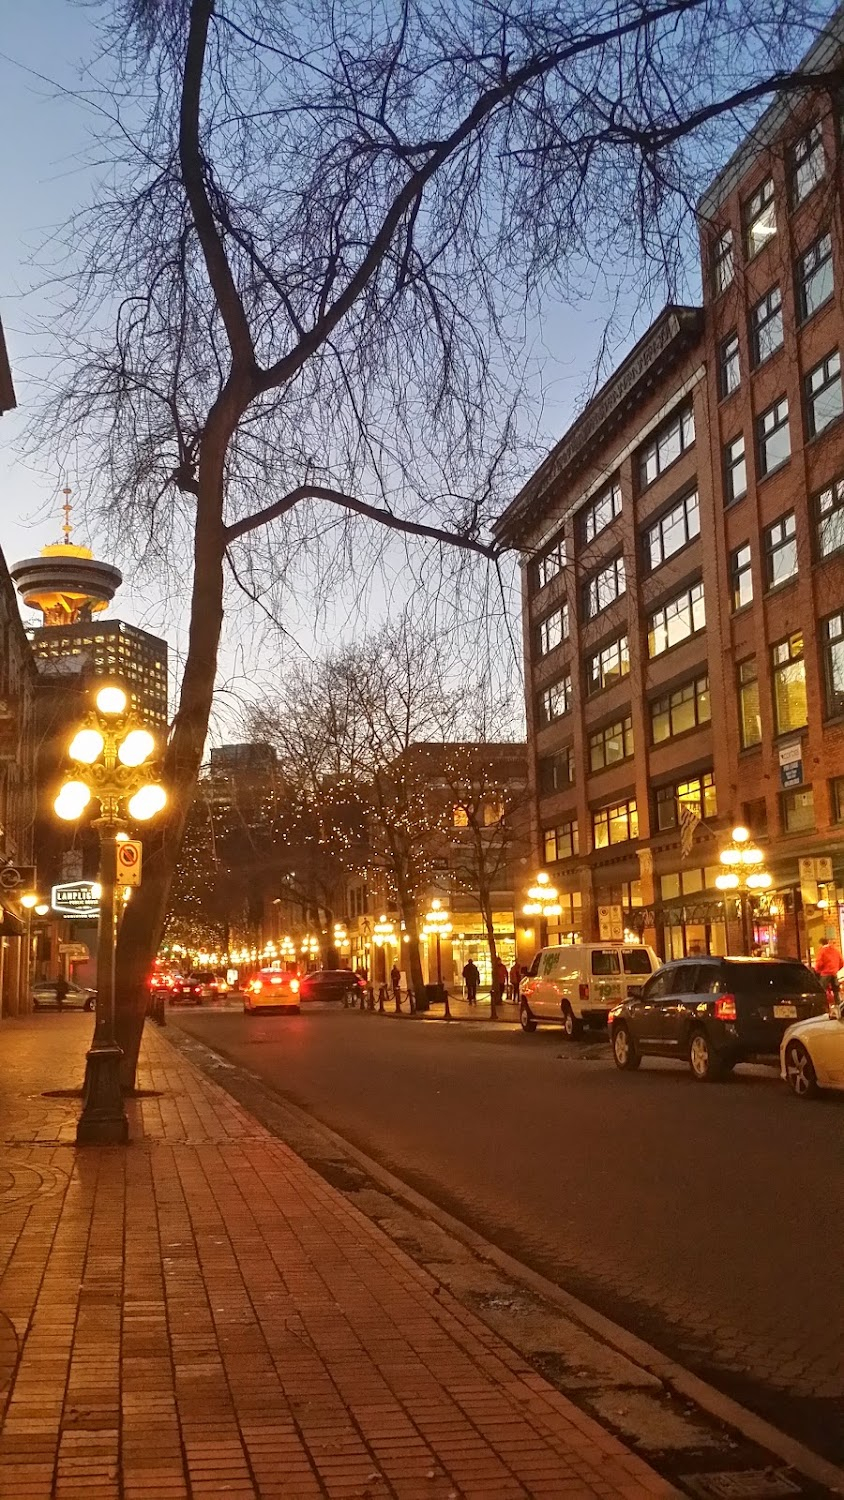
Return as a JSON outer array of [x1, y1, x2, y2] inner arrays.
[[172, 1004, 844, 1462]]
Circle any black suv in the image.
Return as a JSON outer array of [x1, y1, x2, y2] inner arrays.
[[609, 956, 826, 1080]]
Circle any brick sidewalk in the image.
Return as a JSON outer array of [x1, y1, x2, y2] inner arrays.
[[0, 1015, 674, 1499]]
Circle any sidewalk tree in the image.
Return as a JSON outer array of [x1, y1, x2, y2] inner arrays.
[[30, 0, 844, 1082]]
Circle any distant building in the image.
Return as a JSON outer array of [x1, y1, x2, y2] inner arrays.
[[0, 315, 15, 416]]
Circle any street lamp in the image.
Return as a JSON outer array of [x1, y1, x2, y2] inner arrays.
[[372, 914, 396, 984], [422, 897, 452, 1018], [715, 825, 773, 953], [54, 682, 167, 1145], [523, 870, 563, 948], [18, 892, 44, 1006]]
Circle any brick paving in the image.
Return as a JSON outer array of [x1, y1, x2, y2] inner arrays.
[[0, 1015, 674, 1498]]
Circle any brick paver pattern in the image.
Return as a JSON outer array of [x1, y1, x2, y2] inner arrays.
[[0, 1016, 674, 1498]]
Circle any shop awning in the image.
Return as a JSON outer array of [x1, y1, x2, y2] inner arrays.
[[0, 906, 24, 937]]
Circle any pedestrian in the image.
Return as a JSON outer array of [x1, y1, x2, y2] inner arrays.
[[509, 960, 522, 1003], [54, 974, 69, 1011], [493, 956, 508, 1007], [462, 959, 480, 1005], [814, 935, 844, 1001], [390, 962, 401, 1004]]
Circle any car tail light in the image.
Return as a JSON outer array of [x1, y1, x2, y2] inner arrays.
[[290, 979, 299, 992], [579, 983, 589, 1000], [715, 995, 737, 1022], [250, 979, 263, 994]]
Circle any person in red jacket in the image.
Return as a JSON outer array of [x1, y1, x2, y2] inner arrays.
[[814, 936, 844, 1000]]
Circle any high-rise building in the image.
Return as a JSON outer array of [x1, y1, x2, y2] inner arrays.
[[494, 16, 844, 962]]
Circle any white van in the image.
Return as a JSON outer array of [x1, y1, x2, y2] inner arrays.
[[519, 942, 660, 1036]]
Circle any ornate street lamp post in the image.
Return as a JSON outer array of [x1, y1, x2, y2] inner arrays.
[[422, 897, 452, 1019], [522, 871, 563, 950], [714, 825, 772, 954], [18, 891, 45, 1006], [54, 683, 167, 1145]]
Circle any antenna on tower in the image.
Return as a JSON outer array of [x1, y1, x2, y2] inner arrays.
[[61, 482, 73, 545]]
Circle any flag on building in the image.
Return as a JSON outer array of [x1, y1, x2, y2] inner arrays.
[[679, 802, 700, 859]]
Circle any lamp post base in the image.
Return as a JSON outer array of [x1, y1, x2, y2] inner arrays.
[[76, 1041, 129, 1145]]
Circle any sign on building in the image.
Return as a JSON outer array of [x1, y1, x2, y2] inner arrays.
[[598, 904, 624, 941], [778, 740, 803, 787], [0, 863, 35, 891], [51, 881, 100, 919]]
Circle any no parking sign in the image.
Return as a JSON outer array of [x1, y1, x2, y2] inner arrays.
[[116, 840, 143, 887]]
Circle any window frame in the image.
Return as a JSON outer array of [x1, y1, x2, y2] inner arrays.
[[763, 511, 798, 590], [543, 817, 579, 862], [781, 785, 815, 835], [638, 404, 696, 490], [743, 176, 777, 259], [771, 632, 807, 736], [583, 553, 626, 619], [538, 747, 575, 795], [718, 331, 741, 397], [816, 474, 844, 560], [580, 479, 622, 546], [711, 228, 734, 295], [756, 396, 791, 478], [805, 349, 843, 440], [592, 797, 639, 849], [790, 121, 825, 207], [796, 231, 834, 323], [729, 542, 754, 611], [738, 658, 762, 750], [536, 603, 569, 658], [587, 634, 630, 695], [655, 771, 717, 832], [831, 775, 844, 823], [533, 534, 567, 592], [588, 715, 634, 772], [538, 672, 573, 726], [650, 674, 711, 745], [644, 489, 700, 572], [822, 609, 844, 718], [723, 434, 747, 506], [647, 581, 706, 659], [749, 285, 783, 367]]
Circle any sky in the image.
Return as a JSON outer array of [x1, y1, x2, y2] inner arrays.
[[0, 0, 698, 738]]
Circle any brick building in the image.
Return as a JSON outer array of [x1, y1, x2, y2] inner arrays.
[[495, 28, 844, 961]]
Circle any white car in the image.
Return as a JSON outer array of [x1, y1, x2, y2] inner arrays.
[[781, 1002, 844, 1097], [32, 980, 95, 1011]]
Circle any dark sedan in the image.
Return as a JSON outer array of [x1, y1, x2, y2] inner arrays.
[[298, 968, 365, 1003], [609, 956, 827, 1080]]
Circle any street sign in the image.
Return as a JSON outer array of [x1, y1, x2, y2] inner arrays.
[[116, 840, 142, 887], [815, 856, 834, 882], [59, 942, 90, 960], [598, 904, 624, 941], [51, 881, 100, 919], [778, 740, 803, 787], [0, 863, 35, 891]]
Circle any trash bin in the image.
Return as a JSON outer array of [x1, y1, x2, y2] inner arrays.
[[415, 984, 434, 1013]]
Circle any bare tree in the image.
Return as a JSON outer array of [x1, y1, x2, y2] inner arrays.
[[29, 0, 844, 1081]]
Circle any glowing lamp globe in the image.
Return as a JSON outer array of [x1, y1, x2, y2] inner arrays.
[[34, 903, 50, 917], [127, 784, 167, 821], [96, 685, 127, 716], [117, 729, 155, 767], [68, 728, 104, 764], [20, 893, 38, 909], [54, 780, 92, 820], [715, 872, 740, 891]]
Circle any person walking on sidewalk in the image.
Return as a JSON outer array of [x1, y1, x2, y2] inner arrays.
[[814, 935, 843, 1001], [390, 962, 401, 1006], [462, 959, 480, 1005], [509, 960, 522, 1003], [492, 956, 508, 1008], [54, 973, 69, 1011]]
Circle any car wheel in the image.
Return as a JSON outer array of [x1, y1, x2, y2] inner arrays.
[[562, 1001, 583, 1040], [784, 1039, 819, 1099], [84, 997, 95, 1012], [688, 1028, 725, 1081], [612, 1023, 641, 1071], [243, 1002, 253, 1014], [519, 1000, 536, 1033]]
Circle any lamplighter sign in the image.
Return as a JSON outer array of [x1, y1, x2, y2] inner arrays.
[[51, 881, 100, 919], [116, 840, 143, 887]]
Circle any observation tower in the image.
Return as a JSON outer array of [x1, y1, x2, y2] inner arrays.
[[10, 486, 122, 625]]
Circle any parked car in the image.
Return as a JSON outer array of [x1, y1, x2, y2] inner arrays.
[[298, 969, 365, 1003], [781, 999, 844, 1098], [519, 942, 660, 1036], [244, 968, 300, 1014], [32, 980, 95, 1011], [609, 956, 827, 1080]]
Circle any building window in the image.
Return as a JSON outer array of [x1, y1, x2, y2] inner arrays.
[[655, 772, 717, 832], [756, 396, 790, 476], [744, 176, 776, 258], [647, 581, 705, 658], [580, 480, 621, 545], [537, 604, 568, 657], [533, 535, 566, 590], [539, 674, 572, 725], [711, 228, 734, 295], [730, 543, 753, 610], [782, 786, 815, 834], [816, 475, 844, 559], [764, 511, 797, 589], [638, 404, 695, 489], [750, 285, 783, 366], [805, 350, 843, 438], [790, 121, 825, 206], [538, 748, 574, 794], [796, 232, 833, 322], [831, 777, 844, 823], [719, 332, 741, 396], [738, 659, 762, 749], [651, 674, 710, 744], [592, 798, 638, 849], [772, 633, 807, 735], [724, 434, 747, 505], [587, 635, 630, 694], [453, 806, 469, 827], [644, 490, 700, 571], [544, 818, 579, 862], [823, 610, 844, 717], [583, 555, 625, 618], [589, 716, 634, 772]]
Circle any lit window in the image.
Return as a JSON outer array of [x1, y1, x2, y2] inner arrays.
[[790, 122, 825, 206], [805, 350, 843, 438], [453, 806, 469, 827], [711, 228, 734, 295], [730, 543, 753, 610], [823, 610, 844, 717], [772, 633, 807, 734], [724, 435, 747, 505], [583, 555, 625, 618], [589, 716, 633, 772], [757, 397, 790, 476], [537, 604, 568, 657], [816, 475, 844, 559], [744, 176, 776, 258], [644, 490, 700, 571], [718, 332, 741, 397], [764, 512, 797, 589], [796, 232, 833, 322], [639, 405, 695, 489], [587, 635, 630, 694], [544, 819, 579, 862], [750, 286, 783, 366], [738, 659, 762, 749], [539, 674, 572, 725], [581, 480, 622, 545], [592, 798, 638, 849], [647, 582, 705, 658], [655, 772, 717, 831], [651, 675, 710, 743]]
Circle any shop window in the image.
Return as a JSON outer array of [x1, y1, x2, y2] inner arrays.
[[638, 404, 695, 489], [781, 785, 815, 834], [644, 490, 700, 571], [730, 543, 753, 610], [757, 396, 790, 476], [738, 659, 762, 748], [719, 332, 741, 397], [538, 748, 574, 794], [583, 554, 625, 619], [831, 777, 844, 823], [589, 716, 633, 772], [647, 581, 705, 658], [711, 228, 734, 295], [655, 772, 717, 831], [580, 480, 621, 545], [543, 819, 579, 862], [724, 434, 747, 505], [533, 534, 566, 591], [537, 604, 568, 657], [743, 176, 776, 258], [764, 511, 797, 589], [749, 285, 783, 366], [651, 674, 710, 743], [772, 633, 807, 734], [805, 350, 843, 438], [592, 798, 638, 848], [796, 232, 834, 322], [816, 475, 844, 559], [587, 634, 630, 694], [538, 673, 572, 725], [823, 610, 844, 717], [790, 122, 825, 206]]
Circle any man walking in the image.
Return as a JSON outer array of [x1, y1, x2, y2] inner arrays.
[[462, 959, 480, 1005], [509, 960, 522, 1003], [814, 935, 843, 1000]]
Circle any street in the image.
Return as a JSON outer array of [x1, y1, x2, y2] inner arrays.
[[173, 1003, 844, 1465]]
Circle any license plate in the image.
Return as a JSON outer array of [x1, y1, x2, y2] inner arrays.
[[774, 1004, 797, 1019]]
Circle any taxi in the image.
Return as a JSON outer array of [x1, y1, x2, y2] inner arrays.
[[243, 967, 300, 1014]]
